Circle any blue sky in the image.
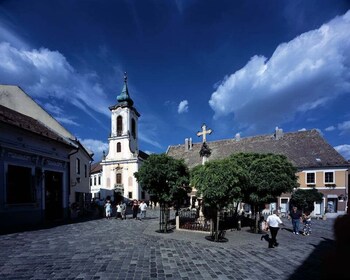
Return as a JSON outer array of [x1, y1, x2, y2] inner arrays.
[[1, 0, 350, 161]]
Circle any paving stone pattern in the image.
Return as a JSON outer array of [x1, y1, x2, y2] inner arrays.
[[0, 210, 336, 280]]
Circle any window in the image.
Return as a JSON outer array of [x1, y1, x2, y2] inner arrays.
[[117, 142, 121, 153], [117, 116, 123, 136], [131, 119, 136, 139], [94, 176, 96, 185], [116, 173, 122, 184], [76, 158, 80, 174], [306, 172, 315, 184], [325, 171, 334, 184], [128, 192, 133, 199], [84, 164, 87, 177], [7, 165, 34, 204], [98, 175, 101, 185], [90, 178, 92, 186]]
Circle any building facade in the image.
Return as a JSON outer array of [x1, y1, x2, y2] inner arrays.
[[0, 105, 73, 229], [0, 85, 93, 211], [167, 128, 349, 217]]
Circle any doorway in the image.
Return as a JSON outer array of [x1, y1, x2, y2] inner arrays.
[[327, 198, 338, 213], [45, 171, 63, 221]]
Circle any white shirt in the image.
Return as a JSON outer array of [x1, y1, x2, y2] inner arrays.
[[140, 203, 147, 211], [266, 214, 282, 228]]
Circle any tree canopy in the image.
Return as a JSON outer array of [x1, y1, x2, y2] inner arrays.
[[190, 158, 248, 209], [229, 153, 299, 210], [290, 188, 323, 212], [134, 153, 190, 204]]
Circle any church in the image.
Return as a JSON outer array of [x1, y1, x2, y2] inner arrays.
[[90, 74, 149, 203]]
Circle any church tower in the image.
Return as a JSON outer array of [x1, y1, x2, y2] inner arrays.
[[101, 73, 144, 201]]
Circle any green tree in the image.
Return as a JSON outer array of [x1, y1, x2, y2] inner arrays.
[[290, 188, 323, 212], [190, 158, 248, 241], [229, 153, 299, 232], [134, 154, 190, 232]]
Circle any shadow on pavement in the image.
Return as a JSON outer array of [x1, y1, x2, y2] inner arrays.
[[0, 216, 102, 236], [289, 214, 350, 280], [288, 237, 335, 280]]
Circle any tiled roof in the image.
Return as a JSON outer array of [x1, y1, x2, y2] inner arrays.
[[0, 104, 73, 146], [139, 150, 149, 160], [167, 129, 349, 169], [91, 162, 102, 174]]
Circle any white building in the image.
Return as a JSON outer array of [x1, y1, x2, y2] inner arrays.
[[91, 74, 149, 203], [0, 85, 93, 214]]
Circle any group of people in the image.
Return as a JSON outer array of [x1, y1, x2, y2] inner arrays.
[[104, 199, 148, 220], [265, 206, 312, 248], [288, 206, 312, 235]]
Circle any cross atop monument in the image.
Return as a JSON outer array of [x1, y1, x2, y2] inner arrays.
[[197, 123, 212, 143]]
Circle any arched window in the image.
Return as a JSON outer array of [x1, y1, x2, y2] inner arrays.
[[117, 116, 123, 136], [131, 118, 136, 139], [116, 173, 122, 184], [117, 142, 121, 153]]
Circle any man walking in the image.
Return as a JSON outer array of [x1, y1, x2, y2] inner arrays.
[[266, 210, 284, 248], [288, 206, 302, 234]]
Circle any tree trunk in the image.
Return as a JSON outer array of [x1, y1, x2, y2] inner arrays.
[[159, 203, 169, 233], [215, 205, 220, 242], [254, 205, 260, 233]]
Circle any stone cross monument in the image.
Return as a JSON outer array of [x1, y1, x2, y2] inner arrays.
[[197, 123, 212, 165], [196, 123, 213, 221]]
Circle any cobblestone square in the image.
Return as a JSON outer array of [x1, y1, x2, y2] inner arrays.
[[0, 209, 337, 280]]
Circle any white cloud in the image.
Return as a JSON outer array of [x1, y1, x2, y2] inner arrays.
[[139, 131, 163, 150], [56, 117, 79, 126], [0, 21, 29, 49], [178, 100, 189, 114], [338, 120, 350, 133], [209, 10, 350, 133], [0, 42, 111, 121], [334, 144, 350, 160], [325, 125, 336, 132], [80, 138, 109, 161]]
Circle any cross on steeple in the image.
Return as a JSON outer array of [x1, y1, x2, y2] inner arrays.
[[197, 123, 212, 143]]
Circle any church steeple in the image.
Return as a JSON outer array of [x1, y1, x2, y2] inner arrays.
[[117, 72, 134, 106]]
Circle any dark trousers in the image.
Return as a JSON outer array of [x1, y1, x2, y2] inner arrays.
[[269, 227, 279, 247]]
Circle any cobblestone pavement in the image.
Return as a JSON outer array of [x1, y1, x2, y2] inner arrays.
[[0, 209, 337, 280]]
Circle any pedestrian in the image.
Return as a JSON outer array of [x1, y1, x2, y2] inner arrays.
[[302, 210, 312, 235], [115, 202, 122, 219], [288, 206, 302, 234], [132, 200, 139, 219], [140, 201, 147, 220], [266, 210, 284, 248], [121, 200, 127, 220], [104, 200, 112, 219]]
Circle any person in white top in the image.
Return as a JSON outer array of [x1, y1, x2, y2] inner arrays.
[[266, 210, 284, 248], [139, 201, 147, 220]]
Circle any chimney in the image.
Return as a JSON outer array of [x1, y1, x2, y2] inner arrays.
[[274, 127, 283, 140], [189, 138, 193, 150], [235, 133, 241, 141], [185, 138, 189, 151]]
